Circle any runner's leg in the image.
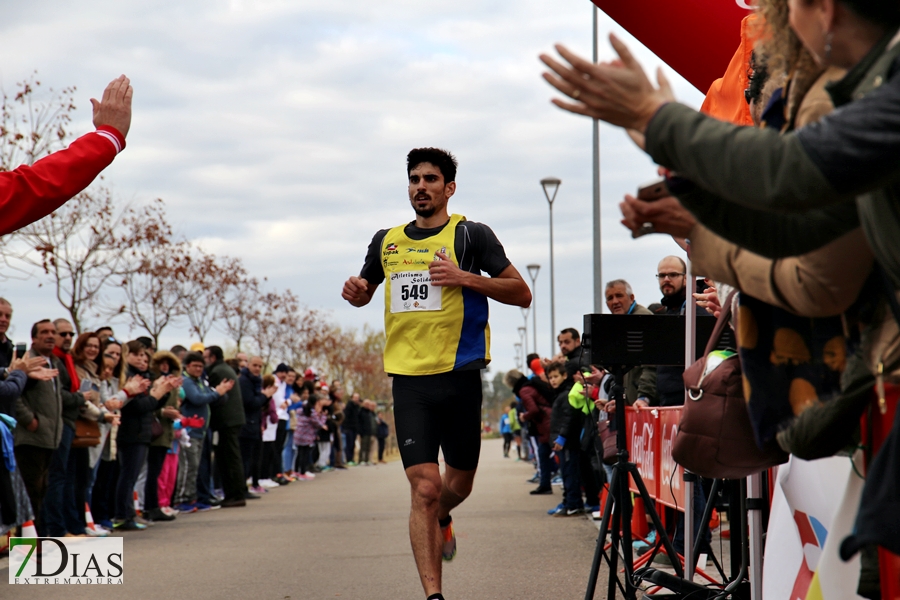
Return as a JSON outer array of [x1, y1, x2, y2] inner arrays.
[[406, 463, 443, 596]]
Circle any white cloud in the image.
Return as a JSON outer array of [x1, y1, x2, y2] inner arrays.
[[0, 0, 708, 371]]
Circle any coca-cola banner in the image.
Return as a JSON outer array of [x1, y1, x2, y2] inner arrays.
[[591, 0, 752, 91], [625, 407, 686, 511]]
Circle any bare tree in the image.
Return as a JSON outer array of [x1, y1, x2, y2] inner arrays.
[[217, 263, 260, 352], [15, 194, 172, 332], [181, 250, 242, 343], [110, 239, 192, 348], [247, 289, 298, 368], [0, 72, 75, 171], [0, 74, 78, 276]]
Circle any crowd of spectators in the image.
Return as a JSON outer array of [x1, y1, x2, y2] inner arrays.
[[0, 301, 391, 543], [503, 257, 719, 557]]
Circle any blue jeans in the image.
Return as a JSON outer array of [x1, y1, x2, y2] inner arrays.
[[282, 429, 296, 473], [43, 424, 74, 536], [560, 446, 583, 510], [674, 480, 712, 555], [344, 429, 357, 463]]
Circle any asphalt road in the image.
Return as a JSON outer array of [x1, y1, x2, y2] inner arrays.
[[2, 437, 605, 599]]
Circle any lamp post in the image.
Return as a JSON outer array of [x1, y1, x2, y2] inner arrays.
[[526, 264, 540, 356], [514, 342, 523, 370], [540, 178, 560, 354], [517, 326, 527, 362], [591, 5, 603, 314], [520, 307, 530, 359]]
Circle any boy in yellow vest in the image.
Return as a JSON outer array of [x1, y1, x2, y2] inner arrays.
[[341, 147, 531, 600]]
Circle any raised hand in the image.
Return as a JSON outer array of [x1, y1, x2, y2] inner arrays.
[[540, 36, 675, 133], [91, 75, 133, 137]]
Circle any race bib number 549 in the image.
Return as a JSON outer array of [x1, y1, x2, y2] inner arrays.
[[390, 271, 442, 313]]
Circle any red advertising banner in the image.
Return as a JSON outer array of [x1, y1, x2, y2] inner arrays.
[[628, 407, 658, 499], [657, 407, 686, 510], [590, 0, 752, 92], [625, 407, 686, 511]]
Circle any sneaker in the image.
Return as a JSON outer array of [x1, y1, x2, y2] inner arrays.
[[114, 520, 146, 531], [175, 502, 198, 514], [160, 506, 179, 517], [585, 504, 600, 513], [250, 486, 268, 494], [300, 472, 315, 479], [530, 486, 553, 495], [84, 527, 109, 537], [346, 461, 357, 467], [633, 530, 657, 555], [554, 507, 584, 517], [134, 515, 154, 526], [527, 474, 540, 483], [653, 552, 674, 566], [551, 475, 563, 486], [548, 503, 565, 515], [98, 519, 114, 530], [146, 508, 176, 522], [259, 479, 279, 488], [320, 465, 334, 472], [274, 475, 291, 485], [441, 520, 457, 562], [194, 503, 220, 512]]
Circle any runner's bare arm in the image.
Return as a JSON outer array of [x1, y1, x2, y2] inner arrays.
[[342, 276, 380, 307], [429, 253, 531, 308]]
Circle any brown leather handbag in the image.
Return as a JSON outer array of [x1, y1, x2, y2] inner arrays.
[[673, 292, 788, 479], [597, 418, 617, 465], [71, 418, 101, 448]]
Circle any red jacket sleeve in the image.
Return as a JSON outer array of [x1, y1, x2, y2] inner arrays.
[[0, 125, 125, 236]]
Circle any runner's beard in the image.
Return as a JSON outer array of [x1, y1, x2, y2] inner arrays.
[[413, 205, 436, 218]]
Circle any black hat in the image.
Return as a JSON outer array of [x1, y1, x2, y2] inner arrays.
[[274, 363, 290, 374]]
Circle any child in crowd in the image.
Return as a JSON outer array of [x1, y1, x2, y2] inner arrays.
[[294, 392, 329, 479], [547, 361, 584, 517]]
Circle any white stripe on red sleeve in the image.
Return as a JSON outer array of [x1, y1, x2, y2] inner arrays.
[[94, 126, 126, 154]]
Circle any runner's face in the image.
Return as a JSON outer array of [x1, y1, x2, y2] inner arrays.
[[408, 162, 454, 218]]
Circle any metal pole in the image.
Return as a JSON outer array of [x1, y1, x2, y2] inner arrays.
[[592, 4, 603, 314], [549, 202, 556, 355], [747, 472, 764, 600], [684, 254, 697, 579], [527, 265, 540, 356], [521, 308, 529, 358]]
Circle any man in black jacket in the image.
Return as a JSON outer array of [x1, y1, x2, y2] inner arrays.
[[205, 346, 248, 508], [238, 356, 275, 497], [650, 256, 712, 560], [343, 392, 361, 465]]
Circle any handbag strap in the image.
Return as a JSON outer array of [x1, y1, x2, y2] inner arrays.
[[703, 290, 737, 357]]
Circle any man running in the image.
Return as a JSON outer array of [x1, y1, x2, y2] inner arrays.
[[341, 147, 531, 600]]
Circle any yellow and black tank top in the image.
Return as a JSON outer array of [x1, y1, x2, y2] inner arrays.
[[380, 214, 490, 375]]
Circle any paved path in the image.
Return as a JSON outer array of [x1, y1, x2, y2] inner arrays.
[[3, 438, 605, 599]]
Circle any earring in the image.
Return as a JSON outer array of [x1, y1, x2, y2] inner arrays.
[[824, 31, 834, 62]]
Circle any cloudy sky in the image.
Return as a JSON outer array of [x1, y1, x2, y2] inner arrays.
[[0, 0, 709, 375]]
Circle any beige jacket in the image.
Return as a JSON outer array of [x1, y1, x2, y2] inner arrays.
[[689, 67, 873, 317]]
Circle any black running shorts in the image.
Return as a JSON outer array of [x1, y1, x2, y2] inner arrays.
[[392, 369, 483, 471]]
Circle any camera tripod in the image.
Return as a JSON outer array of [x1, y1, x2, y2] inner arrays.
[[584, 365, 684, 600]]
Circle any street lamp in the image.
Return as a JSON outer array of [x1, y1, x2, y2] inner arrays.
[[526, 264, 540, 356], [520, 307, 530, 358], [514, 342, 523, 370], [540, 177, 560, 355]]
